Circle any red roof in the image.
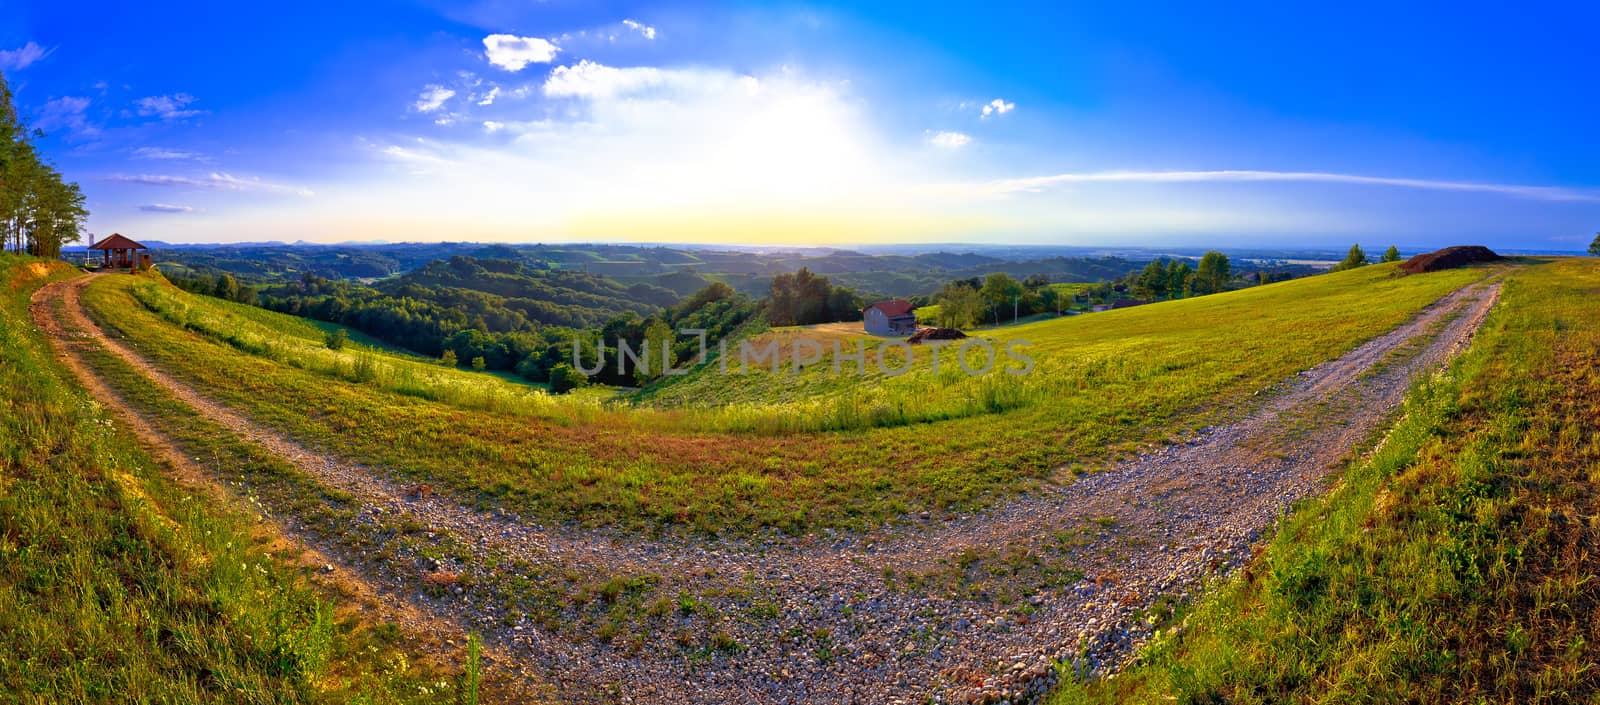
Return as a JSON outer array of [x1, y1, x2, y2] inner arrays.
[[89, 233, 148, 250], [864, 299, 915, 317]]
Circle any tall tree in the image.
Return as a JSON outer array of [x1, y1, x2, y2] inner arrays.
[[1589, 232, 1600, 257], [1166, 260, 1193, 298], [1382, 245, 1402, 263], [1332, 244, 1369, 272], [1135, 260, 1168, 300], [980, 272, 1024, 324], [934, 281, 983, 328], [0, 70, 88, 257], [1196, 251, 1231, 295]]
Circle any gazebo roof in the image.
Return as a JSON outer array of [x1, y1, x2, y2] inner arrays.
[[89, 233, 148, 251]]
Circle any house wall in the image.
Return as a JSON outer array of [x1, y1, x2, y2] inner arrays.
[[863, 308, 890, 335]]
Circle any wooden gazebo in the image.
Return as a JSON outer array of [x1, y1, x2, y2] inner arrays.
[[89, 233, 150, 271]]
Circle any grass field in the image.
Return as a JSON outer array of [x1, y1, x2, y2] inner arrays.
[[80, 262, 1486, 534], [1050, 257, 1600, 703], [0, 256, 459, 704]]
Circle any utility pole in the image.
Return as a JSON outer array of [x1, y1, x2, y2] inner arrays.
[[1013, 294, 1019, 322]]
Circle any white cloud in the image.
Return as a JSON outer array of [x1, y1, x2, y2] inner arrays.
[[413, 85, 455, 112], [0, 42, 51, 71], [37, 96, 95, 137], [358, 66, 906, 232], [928, 131, 971, 149], [622, 19, 657, 40], [543, 60, 758, 100], [476, 86, 501, 106], [935, 169, 1600, 202], [980, 98, 1014, 118], [544, 61, 666, 99], [139, 203, 194, 213], [109, 172, 314, 197], [133, 147, 205, 161], [136, 94, 206, 120], [482, 34, 559, 72]]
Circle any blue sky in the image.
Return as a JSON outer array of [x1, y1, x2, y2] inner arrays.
[[3, 1, 1598, 251]]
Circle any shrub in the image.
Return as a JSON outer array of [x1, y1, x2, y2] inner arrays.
[[324, 328, 347, 351], [548, 362, 586, 394]]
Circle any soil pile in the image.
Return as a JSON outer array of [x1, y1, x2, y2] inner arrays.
[[1400, 245, 1503, 274], [908, 327, 968, 344]]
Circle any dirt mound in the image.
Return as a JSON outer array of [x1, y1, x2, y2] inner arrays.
[[908, 327, 967, 344], [1399, 245, 1503, 274]]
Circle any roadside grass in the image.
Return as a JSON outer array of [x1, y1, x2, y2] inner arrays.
[[1051, 257, 1600, 704], [81, 263, 1484, 534], [53, 303, 649, 688], [0, 256, 455, 704]]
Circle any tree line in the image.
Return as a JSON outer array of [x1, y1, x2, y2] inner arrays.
[[1331, 243, 1402, 272], [764, 267, 864, 326], [1, 70, 88, 258], [194, 268, 757, 391], [929, 251, 1244, 328]]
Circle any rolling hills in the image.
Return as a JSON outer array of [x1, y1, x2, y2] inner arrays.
[[15, 251, 1594, 704]]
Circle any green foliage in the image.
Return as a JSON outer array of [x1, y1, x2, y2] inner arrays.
[[1167, 260, 1194, 298], [766, 267, 860, 326], [1382, 245, 1402, 263], [323, 327, 347, 350], [1330, 243, 1370, 272], [1196, 251, 1231, 294], [470, 355, 486, 371], [460, 633, 482, 705], [980, 272, 1025, 324], [1589, 232, 1599, 257], [1134, 260, 1168, 299], [0, 71, 88, 257], [214, 272, 240, 301], [440, 348, 458, 367], [934, 281, 984, 328], [548, 362, 587, 394]]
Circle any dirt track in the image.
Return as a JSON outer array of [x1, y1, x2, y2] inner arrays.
[[33, 273, 1502, 704]]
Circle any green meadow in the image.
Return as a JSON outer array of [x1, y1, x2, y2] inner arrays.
[[1051, 257, 1600, 704], [78, 261, 1484, 534], [0, 256, 458, 704]]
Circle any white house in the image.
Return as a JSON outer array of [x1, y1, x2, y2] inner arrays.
[[863, 299, 917, 336]]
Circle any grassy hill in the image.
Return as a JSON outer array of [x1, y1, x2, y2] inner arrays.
[[1050, 257, 1600, 703], [0, 256, 461, 703], [79, 261, 1482, 534]]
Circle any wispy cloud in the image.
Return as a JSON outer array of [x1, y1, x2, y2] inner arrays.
[[482, 34, 559, 72], [980, 98, 1014, 118], [928, 130, 971, 149], [543, 61, 757, 100], [36, 96, 96, 137], [135, 93, 206, 120], [139, 203, 194, 213], [412, 85, 455, 112], [133, 147, 206, 161], [622, 19, 657, 40], [109, 172, 314, 197], [942, 169, 1600, 202], [0, 42, 52, 71]]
